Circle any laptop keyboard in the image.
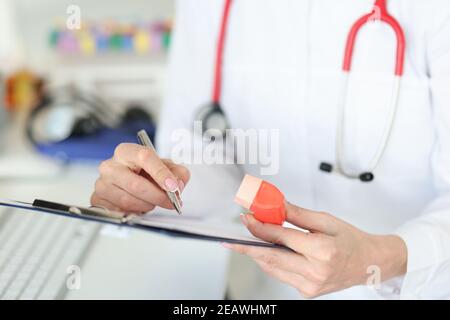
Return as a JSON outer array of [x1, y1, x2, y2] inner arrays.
[[0, 207, 99, 300]]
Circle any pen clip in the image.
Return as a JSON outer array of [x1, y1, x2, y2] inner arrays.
[[87, 206, 136, 223]]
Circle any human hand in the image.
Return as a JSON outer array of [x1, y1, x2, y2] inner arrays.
[[224, 202, 407, 298], [90, 143, 190, 213]]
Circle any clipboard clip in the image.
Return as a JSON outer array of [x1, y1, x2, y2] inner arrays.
[[32, 199, 136, 223]]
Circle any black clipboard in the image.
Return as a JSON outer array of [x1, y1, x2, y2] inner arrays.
[[0, 199, 283, 249]]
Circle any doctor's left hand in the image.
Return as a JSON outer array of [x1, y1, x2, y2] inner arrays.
[[224, 202, 407, 298]]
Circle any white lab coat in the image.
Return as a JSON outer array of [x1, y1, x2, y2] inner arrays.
[[156, 0, 450, 299]]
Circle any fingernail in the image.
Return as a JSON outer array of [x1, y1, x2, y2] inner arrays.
[[178, 179, 185, 192], [240, 213, 249, 226], [221, 242, 232, 249], [165, 178, 178, 192]]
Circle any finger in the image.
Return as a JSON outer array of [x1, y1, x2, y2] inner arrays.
[[285, 202, 338, 235], [255, 261, 323, 299], [94, 180, 156, 213], [241, 214, 318, 255], [254, 260, 309, 292], [142, 161, 190, 192], [90, 194, 122, 212], [223, 243, 311, 276], [113, 143, 181, 192], [166, 162, 191, 191], [256, 260, 304, 289], [98, 161, 174, 209]]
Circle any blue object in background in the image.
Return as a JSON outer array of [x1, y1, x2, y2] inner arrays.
[[94, 31, 109, 53], [122, 34, 134, 52], [34, 121, 156, 162]]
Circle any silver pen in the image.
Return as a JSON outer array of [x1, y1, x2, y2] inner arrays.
[[136, 129, 183, 214]]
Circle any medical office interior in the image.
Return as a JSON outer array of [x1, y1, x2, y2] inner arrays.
[[1, 0, 450, 302], [0, 0, 244, 300]]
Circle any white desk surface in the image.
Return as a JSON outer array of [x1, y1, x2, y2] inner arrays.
[[0, 118, 230, 299]]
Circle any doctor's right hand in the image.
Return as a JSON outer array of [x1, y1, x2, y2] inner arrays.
[[90, 143, 190, 214]]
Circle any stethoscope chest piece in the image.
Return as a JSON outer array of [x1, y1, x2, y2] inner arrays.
[[195, 102, 229, 137]]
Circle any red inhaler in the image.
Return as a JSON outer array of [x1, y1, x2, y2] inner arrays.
[[234, 174, 286, 225]]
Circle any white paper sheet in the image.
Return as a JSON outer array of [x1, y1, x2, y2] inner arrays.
[[134, 212, 270, 245]]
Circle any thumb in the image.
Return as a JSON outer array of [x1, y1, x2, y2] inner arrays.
[[285, 201, 338, 235]]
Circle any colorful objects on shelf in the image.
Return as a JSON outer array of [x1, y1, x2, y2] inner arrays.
[[4, 70, 44, 111], [49, 20, 172, 56]]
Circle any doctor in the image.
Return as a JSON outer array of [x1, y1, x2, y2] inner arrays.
[[90, 0, 450, 299]]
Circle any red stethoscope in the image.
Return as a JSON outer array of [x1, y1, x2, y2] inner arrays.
[[196, 0, 406, 182]]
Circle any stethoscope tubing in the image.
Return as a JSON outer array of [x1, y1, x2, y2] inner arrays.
[[212, 0, 233, 105], [333, 0, 405, 180], [335, 73, 401, 179], [199, 0, 406, 182]]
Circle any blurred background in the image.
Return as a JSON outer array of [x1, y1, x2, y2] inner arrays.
[[0, 0, 232, 300], [1, 0, 174, 165]]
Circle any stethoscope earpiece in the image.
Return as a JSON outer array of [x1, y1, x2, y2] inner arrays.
[[319, 162, 333, 173], [319, 162, 374, 182], [359, 172, 374, 182]]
